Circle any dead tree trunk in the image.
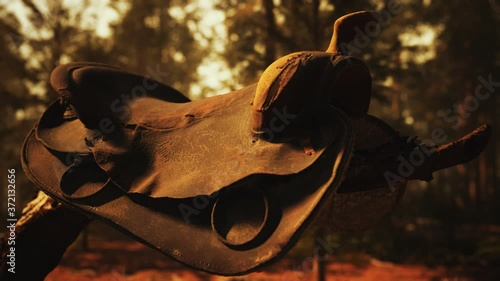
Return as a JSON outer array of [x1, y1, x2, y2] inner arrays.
[[0, 191, 91, 281], [263, 0, 278, 66]]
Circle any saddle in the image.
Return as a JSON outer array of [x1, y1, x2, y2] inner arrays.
[[21, 11, 488, 275]]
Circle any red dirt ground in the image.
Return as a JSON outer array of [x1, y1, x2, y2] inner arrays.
[[44, 240, 500, 281]]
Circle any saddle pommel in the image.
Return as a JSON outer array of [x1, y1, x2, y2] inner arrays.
[[252, 52, 371, 139], [252, 11, 378, 140]]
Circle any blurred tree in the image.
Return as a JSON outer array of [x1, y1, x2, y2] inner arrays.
[[419, 0, 498, 251], [217, 0, 378, 86], [0, 5, 40, 211], [109, 0, 208, 96]]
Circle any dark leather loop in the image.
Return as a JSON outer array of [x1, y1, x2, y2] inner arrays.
[[60, 155, 111, 202], [211, 187, 270, 249]]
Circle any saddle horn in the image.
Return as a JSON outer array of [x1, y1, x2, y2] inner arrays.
[[252, 11, 377, 138], [326, 11, 379, 54]]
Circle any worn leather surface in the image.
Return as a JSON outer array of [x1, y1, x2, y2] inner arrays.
[[252, 52, 371, 134], [22, 58, 356, 275], [36, 85, 339, 199]]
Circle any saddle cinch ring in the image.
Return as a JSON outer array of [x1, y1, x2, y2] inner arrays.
[[211, 186, 277, 250]]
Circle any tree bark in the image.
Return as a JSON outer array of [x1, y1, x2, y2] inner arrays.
[[311, 0, 321, 50], [0, 191, 91, 281], [263, 0, 278, 65]]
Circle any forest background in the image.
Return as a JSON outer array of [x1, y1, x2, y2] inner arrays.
[[0, 0, 499, 269]]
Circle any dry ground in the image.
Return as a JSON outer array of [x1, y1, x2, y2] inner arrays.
[[45, 240, 500, 281]]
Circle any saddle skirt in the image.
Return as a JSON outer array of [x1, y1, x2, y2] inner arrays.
[[21, 51, 368, 274]]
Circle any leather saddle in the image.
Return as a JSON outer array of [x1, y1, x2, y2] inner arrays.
[[22, 11, 404, 275]]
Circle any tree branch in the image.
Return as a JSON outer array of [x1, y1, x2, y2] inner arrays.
[[339, 124, 492, 193], [0, 191, 91, 281]]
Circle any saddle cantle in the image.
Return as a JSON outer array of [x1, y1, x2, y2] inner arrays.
[[21, 11, 395, 275]]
